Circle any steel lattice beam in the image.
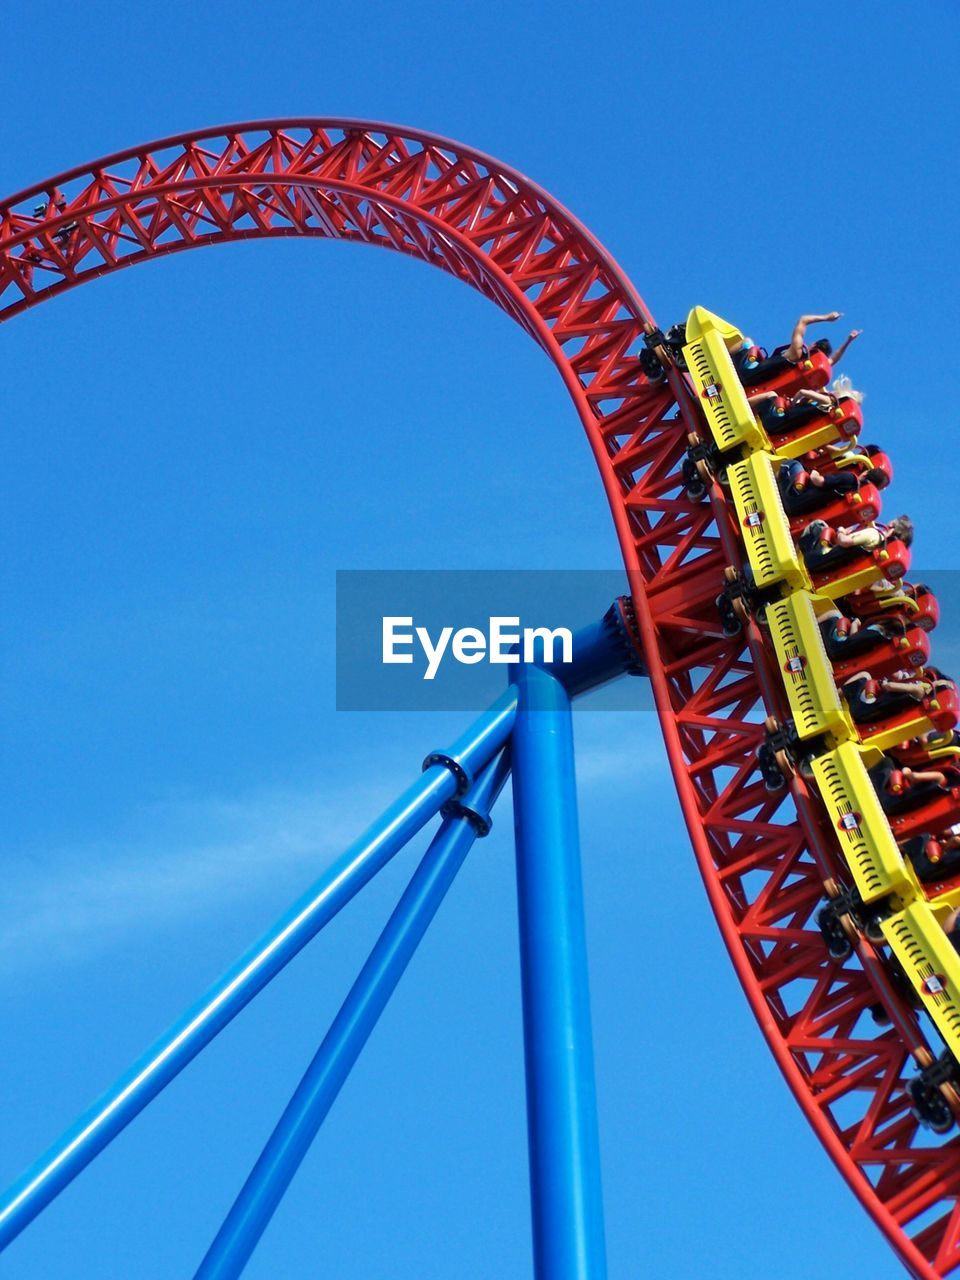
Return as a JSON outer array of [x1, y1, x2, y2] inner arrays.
[[2, 119, 958, 1278]]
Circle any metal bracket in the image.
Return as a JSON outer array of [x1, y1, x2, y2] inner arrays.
[[764, 717, 801, 760], [918, 1050, 960, 1092], [820, 881, 893, 945], [441, 795, 493, 837], [422, 750, 472, 796], [718, 569, 759, 625]]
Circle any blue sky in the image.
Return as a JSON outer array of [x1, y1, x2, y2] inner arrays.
[[1, 2, 958, 1277]]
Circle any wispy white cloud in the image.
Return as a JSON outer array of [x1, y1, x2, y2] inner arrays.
[[1, 714, 671, 975], [0, 774, 396, 976]]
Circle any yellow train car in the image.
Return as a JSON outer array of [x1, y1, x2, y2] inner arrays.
[[682, 307, 768, 455], [694, 302, 960, 1073], [765, 589, 937, 755], [810, 742, 911, 904], [766, 593, 853, 744], [727, 454, 809, 594], [683, 306, 859, 464], [882, 903, 960, 1062]]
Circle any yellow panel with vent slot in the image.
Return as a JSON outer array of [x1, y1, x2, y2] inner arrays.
[[727, 454, 809, 593], [882, 903, 960, 1061], [682, 307, 768, 455], [767, 593, 853, 744], [684, 306, 744, 349], [810, 742, 910, 903]]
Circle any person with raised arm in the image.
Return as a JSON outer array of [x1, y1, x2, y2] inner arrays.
[[733, 310, 848, 385]]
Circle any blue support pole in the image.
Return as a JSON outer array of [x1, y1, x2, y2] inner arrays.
[[554, 598, 644, 699], [0, 691, 517, 1254], [510, 662, 607, 1280], [194, 750, 512, 1280]]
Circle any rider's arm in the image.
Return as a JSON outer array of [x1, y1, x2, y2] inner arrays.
[[835, 525, 882, 549], [881, 679, 930, 698], [903, 766, 949, 788], [830, 329, 862, 367], [792, 388, 836, 410], [788, 311, 842, 360]]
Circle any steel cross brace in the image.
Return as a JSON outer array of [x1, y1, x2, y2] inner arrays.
[[0, 599, 644, 1280]]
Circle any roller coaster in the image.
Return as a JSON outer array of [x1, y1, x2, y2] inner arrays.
[[2, 119, 960, 1279]]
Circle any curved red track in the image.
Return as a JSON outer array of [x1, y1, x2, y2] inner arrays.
[[3, 119, 958, 1277]]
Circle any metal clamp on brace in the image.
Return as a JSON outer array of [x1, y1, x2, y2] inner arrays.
[[637, 329, 666, 382], [422, 750, 472, 796], [640, 324, 683, 381], [686, 434, 723, 470], [817, 891, 859, 960], [638, 347, 666, 382], [641, 321, 690, 378], [663, 322, 689, 370], [825, 881, 864, 920], [440, 795, 494, 837]]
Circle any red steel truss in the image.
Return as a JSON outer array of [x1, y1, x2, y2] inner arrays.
[[2, 119, 958, 1277]]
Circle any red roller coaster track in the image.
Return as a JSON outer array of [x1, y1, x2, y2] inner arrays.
[[2, 119, 958, 1278]]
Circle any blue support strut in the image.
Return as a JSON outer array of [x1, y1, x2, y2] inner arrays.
[[194, 750, 512, 1279], [511, 661, 607, 1280], [0, 690, 517, 1254], [557, 598, 644, 700]]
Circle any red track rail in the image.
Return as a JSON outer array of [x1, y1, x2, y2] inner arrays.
[[3, 119, 958, 1277]]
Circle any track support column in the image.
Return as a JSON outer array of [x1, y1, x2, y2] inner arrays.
[[0, 689, 517, 1254], [510, 662, 607, 1280], [194, 751, 512, 1279]]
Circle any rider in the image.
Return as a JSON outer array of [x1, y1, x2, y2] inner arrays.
[[798, 514, 913, 571], [818, 607, 898, 659], [807, 441, 892, 489], [903, 829, 960, 884], [841, 669, 938, 723], [750, 381, 864, 438], [733, 312, 859, 386], [777, 458, 887, 517], [868, 752, 957, 814]]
